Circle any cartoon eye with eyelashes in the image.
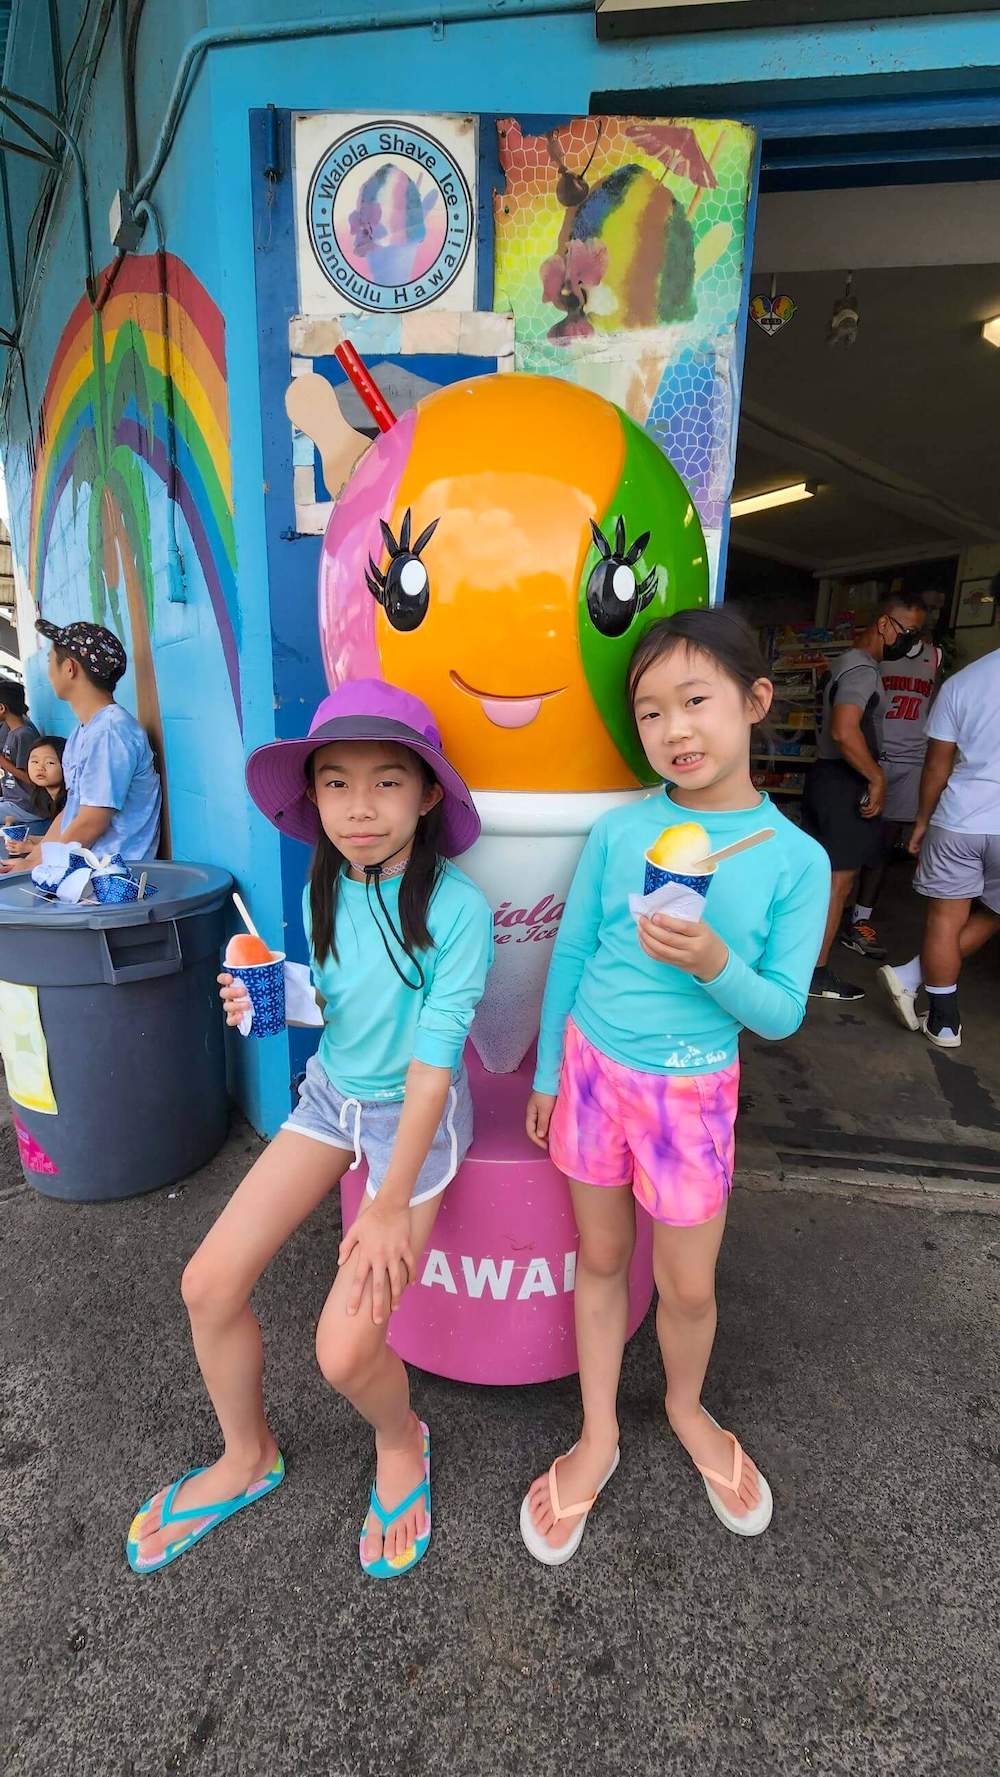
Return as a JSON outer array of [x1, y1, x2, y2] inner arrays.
[[365, 507, 440, 632], [586, 516, 657, 638]]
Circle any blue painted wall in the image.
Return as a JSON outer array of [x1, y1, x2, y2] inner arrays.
[[1, 0, 998, 1133]]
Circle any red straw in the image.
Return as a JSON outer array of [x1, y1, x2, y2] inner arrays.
[[333, 338, 397, 433]]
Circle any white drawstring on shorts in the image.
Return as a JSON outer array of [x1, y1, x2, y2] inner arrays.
[[338, 1097, 363, 1170]]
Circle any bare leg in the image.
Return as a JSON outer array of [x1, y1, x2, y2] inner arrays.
[[316, 1190, 444, 1566], [817, 868, 856, 966], [857, 821, 900, 916], [525, 1180, 636, 1551], [656, 1212, 761, 1517], [134, 1131, 352, 1561], [889, 903, 997, 984], [922, 896, 973, 987], [961, 906, 1000, 960]]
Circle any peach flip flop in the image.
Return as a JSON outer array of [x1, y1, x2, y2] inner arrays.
[[694, 1411, 773, 1537], [519, 1444, 620, 1566]]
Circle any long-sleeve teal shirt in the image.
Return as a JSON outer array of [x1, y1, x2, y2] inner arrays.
[[305, 861, 494, 1101], [534, 791, 830, 1092]]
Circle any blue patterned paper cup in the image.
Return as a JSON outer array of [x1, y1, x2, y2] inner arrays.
[[643, 856, 713, 900], [228, 953, 286, 1038], [93, 872, 139, 904], [3, 823, 30, 847]]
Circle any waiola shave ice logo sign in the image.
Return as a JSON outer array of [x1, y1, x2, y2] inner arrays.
[[296, 112, 477, 315]]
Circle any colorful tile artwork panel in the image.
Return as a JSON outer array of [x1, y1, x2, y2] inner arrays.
[[494, 117, 755, 591]]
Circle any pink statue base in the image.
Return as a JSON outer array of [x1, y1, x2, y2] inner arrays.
[[340, 1049, 655, 1386]]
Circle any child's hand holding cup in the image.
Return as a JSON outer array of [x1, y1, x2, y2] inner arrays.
[[3, 821, 31, 856], [218, 972, 253, 1028], [221, 934, 286, 1038]]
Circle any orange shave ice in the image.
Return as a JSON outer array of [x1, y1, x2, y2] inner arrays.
[[225, 935, 276, 967], [646, 823, 712, 873]]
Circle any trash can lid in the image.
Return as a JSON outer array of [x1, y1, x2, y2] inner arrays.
[[0, 860, 234, 927]]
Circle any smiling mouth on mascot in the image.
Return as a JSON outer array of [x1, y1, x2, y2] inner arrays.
[[286, 369, 709, 794]]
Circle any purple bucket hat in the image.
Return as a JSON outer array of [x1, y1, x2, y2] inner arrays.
[[245, 679, 481, 857]]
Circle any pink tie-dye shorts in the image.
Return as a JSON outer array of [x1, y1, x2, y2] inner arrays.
[[548, 1020, 739, 1227]]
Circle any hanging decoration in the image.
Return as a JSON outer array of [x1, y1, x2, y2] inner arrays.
[[828, 271, 860, 348], [749, 274, 797, 336]]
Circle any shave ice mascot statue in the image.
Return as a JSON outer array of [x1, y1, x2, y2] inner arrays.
[[287, 363, 709, 1383]]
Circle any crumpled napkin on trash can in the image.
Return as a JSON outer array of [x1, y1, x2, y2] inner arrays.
[[31, 843, 155, 905], [236, 960, 323, 1037]]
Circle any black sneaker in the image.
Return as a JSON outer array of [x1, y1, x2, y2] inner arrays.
[[920, 993, 962, 1049], [809, 966, 865, 1001], [839, 920, 886, 960]]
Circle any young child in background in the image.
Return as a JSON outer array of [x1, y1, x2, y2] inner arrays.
[[25, 734, 67, 823], [520, 607, 829, 1564], [125, 681, 493, 1583]]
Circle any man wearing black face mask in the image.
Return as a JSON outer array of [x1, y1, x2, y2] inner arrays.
[[840, 612, 940, 957], [803, 591, 927, 1001]]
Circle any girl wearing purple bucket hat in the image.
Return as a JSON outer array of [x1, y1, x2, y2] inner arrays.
[[126, 680, 492, 1582]]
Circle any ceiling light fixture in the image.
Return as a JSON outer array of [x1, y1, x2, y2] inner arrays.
[[730, 481, 817, 519], [982, 315, 1000, 348]]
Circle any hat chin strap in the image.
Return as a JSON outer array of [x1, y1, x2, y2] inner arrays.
[[361, 841, 426, 992]]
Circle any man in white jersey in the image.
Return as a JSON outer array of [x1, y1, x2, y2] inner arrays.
[[841, 626, 941, 957], [879, 634, 1000, 1048]]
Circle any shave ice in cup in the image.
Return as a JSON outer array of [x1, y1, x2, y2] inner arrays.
[[224, 933, 287, 1038], [2, 822, 30, 849], [642, 822, 714, 921]]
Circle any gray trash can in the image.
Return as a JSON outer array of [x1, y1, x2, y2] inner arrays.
[[0, 861, 233, 1202]]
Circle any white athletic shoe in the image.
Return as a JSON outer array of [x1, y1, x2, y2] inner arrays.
[[878, 964, 920, 1032]]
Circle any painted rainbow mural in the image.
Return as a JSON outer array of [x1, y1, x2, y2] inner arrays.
[[28, 254, 241, 725]]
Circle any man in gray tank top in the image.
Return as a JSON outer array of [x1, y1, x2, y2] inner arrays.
[[801, 591, 927, 1001]]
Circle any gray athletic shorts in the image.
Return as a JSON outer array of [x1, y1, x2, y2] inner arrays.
[[882, 759, 922, 824], [914, 825, 1000, 913], [282, 1052, 473, 1206]]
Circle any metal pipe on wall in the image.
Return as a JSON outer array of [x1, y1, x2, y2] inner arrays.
[[130, 0, 591, 202], [0, 87, 96, 298], [47, 0, 65, 114]]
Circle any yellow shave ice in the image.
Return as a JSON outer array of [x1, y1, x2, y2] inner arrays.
[[647, 822, 713, 873]]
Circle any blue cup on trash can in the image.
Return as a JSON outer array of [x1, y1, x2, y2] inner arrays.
[[228, 952, 286, 1038], [93, 873, 140, 905]]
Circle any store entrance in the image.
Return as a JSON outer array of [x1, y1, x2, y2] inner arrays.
[[725, 171, 1000, 1196]]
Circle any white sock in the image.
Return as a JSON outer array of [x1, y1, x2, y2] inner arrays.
[[894, 955, 922, 993], [853, 904, 873, 925], [926, 983, 958, 996]]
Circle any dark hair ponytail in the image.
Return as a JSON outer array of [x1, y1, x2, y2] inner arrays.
[[0, 678, 28, 718], [627, 606, 771, 728], [307, 751, 444, 969]]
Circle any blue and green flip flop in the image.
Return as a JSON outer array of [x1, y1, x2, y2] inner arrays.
[[360, 1421, 432, 1580], [125, 1454, 285, 1574]]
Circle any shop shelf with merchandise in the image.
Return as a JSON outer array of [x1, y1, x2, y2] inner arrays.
[[755, 623, 858, 810]]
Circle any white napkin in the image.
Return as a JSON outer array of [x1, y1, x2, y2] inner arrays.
[[31, 842, 127, 905], [236, 960, 323, 1036], [629, 879, 709, 926]]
